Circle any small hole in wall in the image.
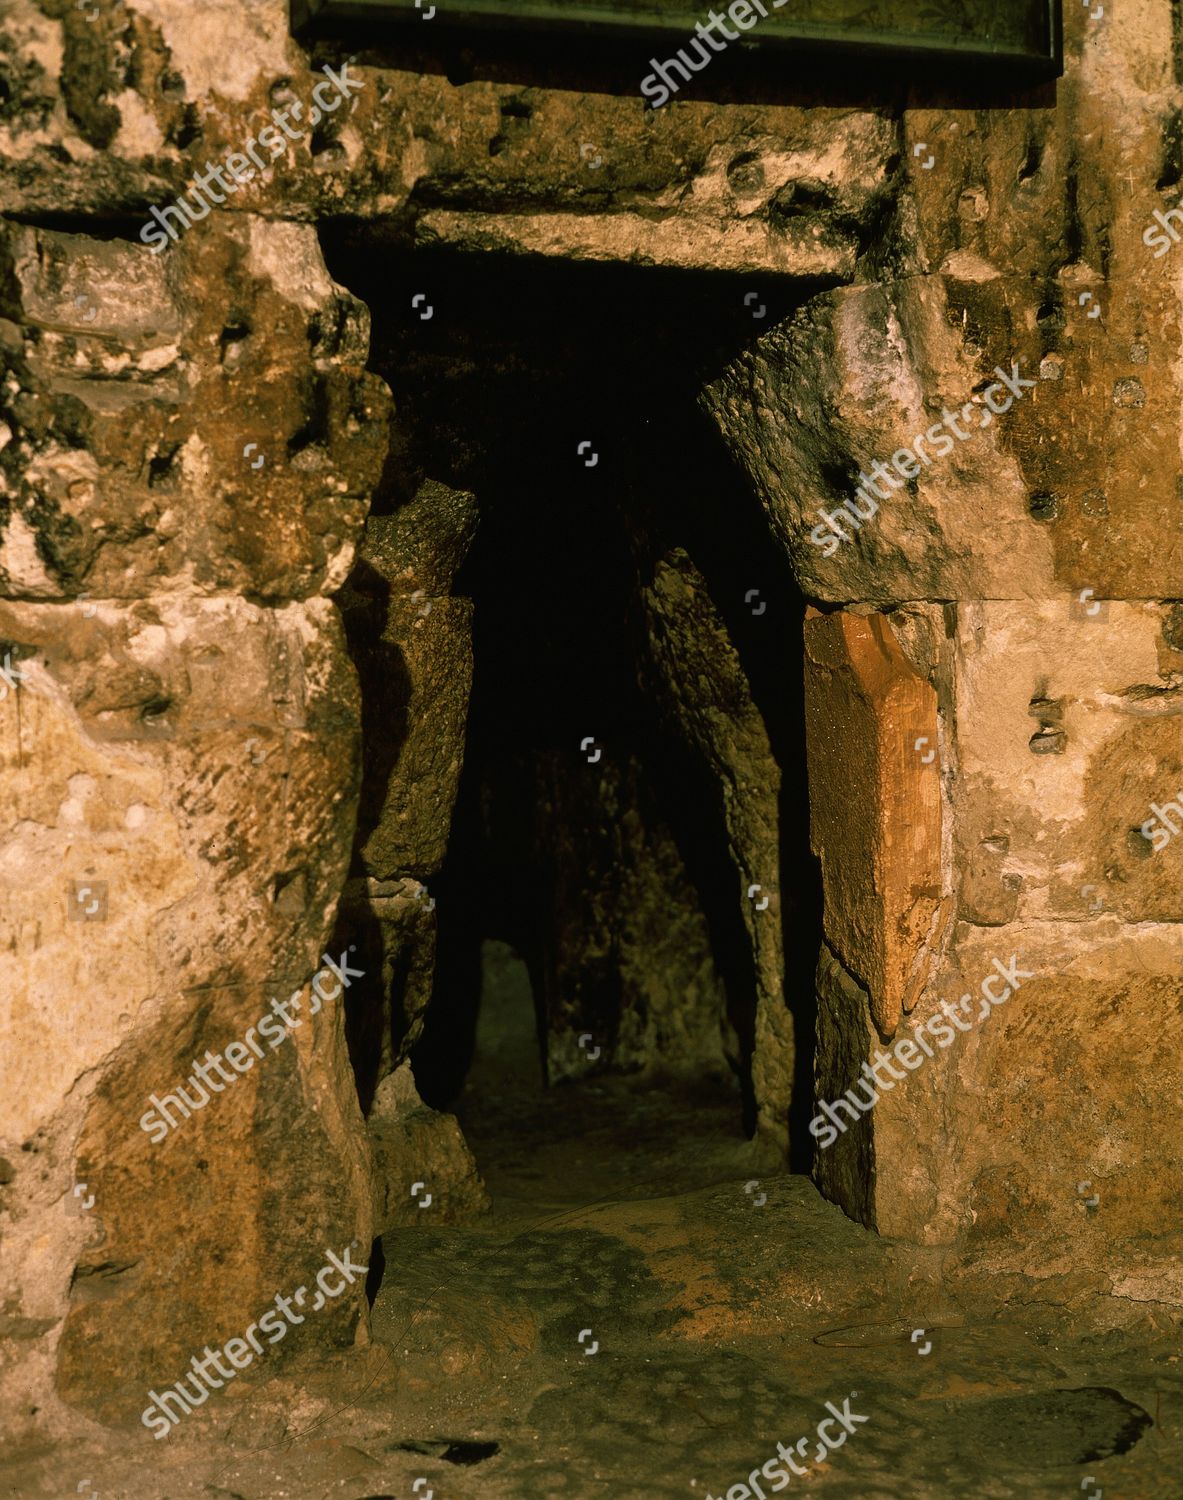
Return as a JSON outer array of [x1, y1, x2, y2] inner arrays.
[[219, 320, 251, 365], [727, 150, 766, 195], [1029, 490, 1060, 522], [1028, 726, 1067, 754], [139, 695, 172, 724], [489, 95, 532, 155], [158, 69, 186, 102], [1018, 139, 1042, 181], [272, 870, 307, 916], [148, 444, 182, 487], [170, 105, 202, 151], [768, 180, 839, 225], [1028, 694, 1063, 721], [1036, 296, 1065, 332], [1127, 827, 1155, 859], [311, 127, 347, 169]]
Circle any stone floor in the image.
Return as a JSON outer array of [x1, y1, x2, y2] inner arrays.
[[4, 1073, 1179, 1499]]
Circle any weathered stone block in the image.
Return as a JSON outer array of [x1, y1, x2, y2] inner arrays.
[[361, 480, 478, 598], [803, 607, 944, 1037], [344, 594, 473, 881], [368, 1064, 489, 1231], [889, 923, 1183, 1292], [638, 546, 790, 1144], [336, 876, 438, 1113], [0, 595, 360, 1133], [0, 206, 390, 1434], [703, 273, 1183, 604], [0, 3, 896, 276], [813, 943, 876, 1231], [0, 218, 390, 601], [56, 968, 373, 1428], [904, 0, 1177, 284], [0, 593, 371, 1428], [953, 600, 1183, 925]]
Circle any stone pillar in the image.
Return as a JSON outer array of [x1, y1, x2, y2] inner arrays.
[[0, 216, 391, 1429]]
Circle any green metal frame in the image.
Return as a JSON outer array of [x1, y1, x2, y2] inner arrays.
[[292, 0, 1063, 81]]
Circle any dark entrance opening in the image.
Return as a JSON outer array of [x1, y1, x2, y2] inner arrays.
[[320, 231, 824, 1201]]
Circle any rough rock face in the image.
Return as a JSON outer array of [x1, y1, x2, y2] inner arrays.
[[523, 750, 733, 1084], [638, 546, 791, 1148], [332, 477, 484, 1211], [332, 474, 477, 1150], [342, 487, 477, 883], [0, 0, 896, 276], [703, 0, 1183, 1295], [802, 607, 945, 1037], [368, 1063, 489, 1231], [0, 219, 389, 601], [336, 875, 439, 1115], [701, 271, 1183, 605], [0, 214, 390, 1431]]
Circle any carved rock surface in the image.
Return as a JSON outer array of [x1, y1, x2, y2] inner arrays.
[[0, 215, 387, 1431], [368, 1063, 489, 1231], [525, 750, 733, 1085], [340, 485, 476, 883], [0, 0, 896, 276], [0, 218, 390, 602], [704, 269, 1183, 606], [638, 547, 791, 1146], [803, 607, 944, 1036], [337, 875, 438, 1115]]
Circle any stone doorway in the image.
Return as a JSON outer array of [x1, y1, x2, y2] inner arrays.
[[319, 235, 827, 1229]]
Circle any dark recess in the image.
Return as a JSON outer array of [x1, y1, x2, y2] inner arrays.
[[320, 232, 825, 1168]]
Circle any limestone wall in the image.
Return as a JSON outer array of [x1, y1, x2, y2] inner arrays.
[[704, 0, 1183, 1296], [0, 212, 390, 1428]]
